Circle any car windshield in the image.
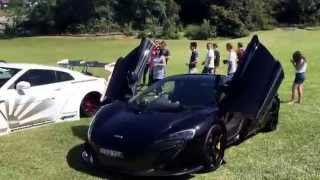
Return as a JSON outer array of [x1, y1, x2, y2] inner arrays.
[[0, 67, 21, 88], [129, 76, 218, 112]]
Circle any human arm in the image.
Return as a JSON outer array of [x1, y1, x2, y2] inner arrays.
[[153, 57, 166, 67]]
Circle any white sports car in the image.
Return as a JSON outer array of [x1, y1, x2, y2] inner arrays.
[[0, 62, 108, 135]]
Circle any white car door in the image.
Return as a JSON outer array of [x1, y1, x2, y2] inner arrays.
[[50, 70, 78, 121], [1, 69, 60, 129]]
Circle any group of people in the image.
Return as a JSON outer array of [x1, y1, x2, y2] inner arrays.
[[187, 41, 245, 79], [143, 39, 308, 104]]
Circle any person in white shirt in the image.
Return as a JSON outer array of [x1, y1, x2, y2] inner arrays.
[[289, 51, 307, 104], [225, 43, 238, 79], [202, 42, 215, 74]]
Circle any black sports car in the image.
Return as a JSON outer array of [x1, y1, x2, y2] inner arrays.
[[82, 36, 284, 176]]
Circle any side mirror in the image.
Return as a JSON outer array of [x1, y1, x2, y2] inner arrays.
[[16, 81, 31, 91]]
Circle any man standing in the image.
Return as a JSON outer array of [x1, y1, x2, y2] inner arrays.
[[186, 42, 199, 74], [202, 42, 215, 74], [225, 43, 238, 80], [160, 41, 171, 64], [144, 40, 160, 85], [213, 43, 220, 74], [237, 42, 246, 65]]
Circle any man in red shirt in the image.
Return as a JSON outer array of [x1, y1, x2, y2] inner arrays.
[[143, 40, 160, 85]]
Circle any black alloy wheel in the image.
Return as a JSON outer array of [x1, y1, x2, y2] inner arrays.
[[203, 124, 226, 171]]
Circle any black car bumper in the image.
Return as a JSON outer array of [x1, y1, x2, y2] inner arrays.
[[82, 139, 204, 176]]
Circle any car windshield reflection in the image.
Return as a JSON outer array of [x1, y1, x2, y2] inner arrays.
[[129, 77, 217, 112], [0, 67, 21, 88]]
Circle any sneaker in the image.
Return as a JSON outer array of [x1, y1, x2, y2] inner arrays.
[[288, 101, 296, 105]]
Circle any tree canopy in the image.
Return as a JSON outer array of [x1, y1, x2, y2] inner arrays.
[[5, 0, 320, 38]]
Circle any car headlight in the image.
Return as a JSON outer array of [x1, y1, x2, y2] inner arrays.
[[152, 129, 196, 151], [168, 129, 196, 141]]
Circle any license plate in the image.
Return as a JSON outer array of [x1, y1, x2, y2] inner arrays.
[[99, 148, 124, 159]]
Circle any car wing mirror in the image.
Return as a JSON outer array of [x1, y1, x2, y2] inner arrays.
[[16, 81, 31, 91]]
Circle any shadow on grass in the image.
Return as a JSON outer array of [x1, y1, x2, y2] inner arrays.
[[67, 144, 194, 180], [280, 100, 290, 104], [0, 34, 18, 40], [71, 125, 89, 141]]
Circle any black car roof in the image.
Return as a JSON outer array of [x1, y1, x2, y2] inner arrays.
[[166, 74, 226, 79], [164, 74, 226, 81]]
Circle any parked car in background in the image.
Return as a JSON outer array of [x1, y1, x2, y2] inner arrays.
[[82, 36, 284, 176], [0, 63, 108, 135]]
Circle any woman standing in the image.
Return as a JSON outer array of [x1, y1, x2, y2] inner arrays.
[[289, 51, 307, 104], [152, 48, 166, 84]]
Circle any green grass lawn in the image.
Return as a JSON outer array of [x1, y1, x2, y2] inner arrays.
[[0, 28, 320, 180]]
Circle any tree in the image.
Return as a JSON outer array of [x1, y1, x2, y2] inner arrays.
[[6, 0, 320, 37], [227, 0, 273, 30], [275, 0, 320, 24], [55, 0, 95, 32], [209, 5, 249, 37]]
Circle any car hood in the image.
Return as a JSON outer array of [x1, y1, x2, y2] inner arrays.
[[90, 102, 213, 154]]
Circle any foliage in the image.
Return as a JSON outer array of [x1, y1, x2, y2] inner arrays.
[[185, 19, 216, 40], [4, 0, 320, 38], [122, 22, 134, 36], [161, 19, 180, 39], [274, 0, 320, 25], [209, 5, 249, 38], [228, 0, 273, 30]]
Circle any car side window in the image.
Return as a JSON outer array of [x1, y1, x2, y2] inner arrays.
[[55, 71, 74, 82], [17, 69, 56, 87]]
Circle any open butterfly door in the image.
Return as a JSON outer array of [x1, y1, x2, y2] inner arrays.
[[103, 38, 154, 103], [222, 35, 284, 120]]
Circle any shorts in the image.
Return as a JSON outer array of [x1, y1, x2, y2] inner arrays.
[[294, 73, 305, 84], [214, 60, 220, 67]]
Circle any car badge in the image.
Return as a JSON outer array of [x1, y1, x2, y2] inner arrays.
[[113, 134, 124, 139]]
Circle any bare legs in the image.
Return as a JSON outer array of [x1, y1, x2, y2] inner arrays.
[[290, 84, 298, 103], [290, 83, 304, 104], [297, 84, 304, 104]]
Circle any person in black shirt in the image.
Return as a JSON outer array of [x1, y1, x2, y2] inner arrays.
[[186, 42, 199, 73], [237, 42, 246, 65], [160, 41, 171, 64], [213, 43, 220, 74]]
